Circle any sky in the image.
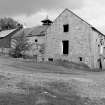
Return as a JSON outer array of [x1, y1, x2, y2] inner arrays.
[[0, 0, 105, 33]]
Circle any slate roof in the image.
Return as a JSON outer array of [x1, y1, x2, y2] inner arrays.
[[12, 25, 49, 38], [27, 25, 49, 37]]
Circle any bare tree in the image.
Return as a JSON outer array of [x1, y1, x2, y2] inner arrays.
[[10, 32, 30, 58]]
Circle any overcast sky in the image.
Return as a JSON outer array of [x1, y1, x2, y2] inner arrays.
[[0, 0, 105, 33]]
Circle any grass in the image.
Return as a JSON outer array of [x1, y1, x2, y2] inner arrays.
[[14, 80, 105, 105], [7, 59, 91, 76], [0, 74, 104, 105], [1, 56, 103, 74], [0, 81, 103, 105], [0, 92, 103, 105], [0, 56, 105, 104]]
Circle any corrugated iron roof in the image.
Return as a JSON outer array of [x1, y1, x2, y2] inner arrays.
[[0, 29, 16, 38]]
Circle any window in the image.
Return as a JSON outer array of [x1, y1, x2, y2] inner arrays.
[[35, 39, 38, 42], [48, 58, 53, 62], [79, 57, 83, 61], [62, 40, 69, 55], [63, 24, 69, 32]]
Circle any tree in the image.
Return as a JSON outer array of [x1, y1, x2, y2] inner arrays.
[[10, 32, 30, 58], [0, 17, 23, 31], [39, 43, 45, 55]]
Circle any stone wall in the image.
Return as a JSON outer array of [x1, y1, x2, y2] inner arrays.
[[11, 36, 46, 61], [45, 9, 99, 68], [92, 30, 105, 69]]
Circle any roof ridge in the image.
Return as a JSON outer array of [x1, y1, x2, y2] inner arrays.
[[46, 8, 105, 36]]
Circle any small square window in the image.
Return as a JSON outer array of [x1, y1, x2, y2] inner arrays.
[[63, 24, 69, 32], [35, 39, 38, 42], [79, 57, 83, 61]]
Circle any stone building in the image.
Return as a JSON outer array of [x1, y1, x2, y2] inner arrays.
[[11, 17, 52, 61], [45, 9, 105, 69]]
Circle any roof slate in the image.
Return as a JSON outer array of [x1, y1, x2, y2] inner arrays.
[[27, 25, 48, 37], [12, 25, 49, 38]]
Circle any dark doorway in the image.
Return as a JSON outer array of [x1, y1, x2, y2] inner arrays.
[[98, 58, 102, 69], [62, 40, 69, 55]]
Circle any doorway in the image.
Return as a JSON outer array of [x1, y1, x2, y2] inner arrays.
[[97, 58, 102, 69], [62, 40, 69, 55]]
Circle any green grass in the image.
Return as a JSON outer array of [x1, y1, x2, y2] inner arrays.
[[0, 56, 104, 104], [8, 59, 91, 76], [0, 78, 103, 105], [0, 92, 103, 105], [14, 80, 105, 105]]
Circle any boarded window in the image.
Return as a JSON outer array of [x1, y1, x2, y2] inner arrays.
[[62, 40, 69, 55], [63, 24, 69, 32]]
